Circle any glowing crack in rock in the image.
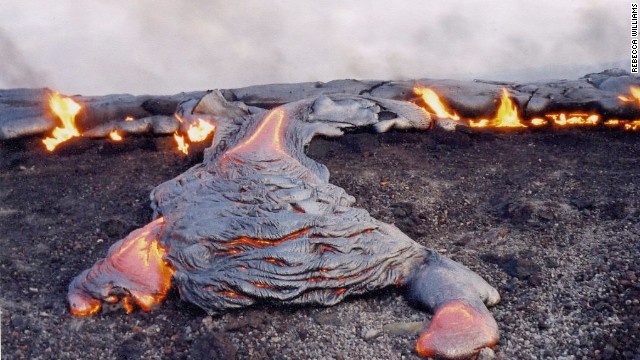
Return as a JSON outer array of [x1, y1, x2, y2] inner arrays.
[[68, 92, 500, 359]]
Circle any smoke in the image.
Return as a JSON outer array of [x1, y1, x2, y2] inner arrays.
[[0, 28, 49, 88], [0, 0, 629, 95]]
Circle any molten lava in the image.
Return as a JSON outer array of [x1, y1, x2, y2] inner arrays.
[[414, 86, 460, 121], [109, 130, 123, 141], [415, 300, 499, 358], [618, 85, 640, 106], [174, 132, 189, 155], [546, 113, 599, 127], [42, 93, 82, 151], [226, 108, 287, 156], [187, 118, 216, 142], [469, 88, 527, 128], [68, 218, 174, 316], [625, 120, 640, 131]]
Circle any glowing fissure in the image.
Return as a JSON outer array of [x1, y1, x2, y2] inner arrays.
[[225, 228, 310, 249]]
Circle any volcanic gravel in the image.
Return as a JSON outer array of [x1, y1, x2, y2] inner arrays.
[[1, 129, 639, 359]]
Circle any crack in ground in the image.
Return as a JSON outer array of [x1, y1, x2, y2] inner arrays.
[[359, 81, 390, 96]]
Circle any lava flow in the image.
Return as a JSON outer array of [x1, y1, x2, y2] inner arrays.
[[68, 218, 174, 316], [225, 108, 287, 157], [42, 93, 82, 151]]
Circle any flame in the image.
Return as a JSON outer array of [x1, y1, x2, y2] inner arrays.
[[468, 89, 526, 128], [174, 132, 189, 155], [618, 86, 640, 106], [413, 86, 460, 120], [124, 116, 134, 122], [187, 118, 216, 142], [109, 130, 123, 141], [42, 93, 82, 151], [492, 88, 526, 128], [545, 113, 599, 127]]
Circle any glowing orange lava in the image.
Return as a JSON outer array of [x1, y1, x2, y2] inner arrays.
[[225, 108, 287, 156], [414, 86, 460, 121], [226, 228, 310, 249], [618, 86, 640, 106], [43, 93, 82, 151], [68, 218, 174, 316], [109, 130, 123, 141], [625, 120, 640, 131], [470, 88, 527, 128], [415, 300, 499, 358], [530, 118, 548, 127], [187, 118, 216, 142], [174, 132, 189, 155], [546, 113, 599, 127]]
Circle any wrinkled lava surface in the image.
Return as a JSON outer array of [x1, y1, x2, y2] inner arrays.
[[1, 129, 639, 359]]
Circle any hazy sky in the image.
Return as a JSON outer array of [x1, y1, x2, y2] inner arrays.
[[0, 1, 629, 95]]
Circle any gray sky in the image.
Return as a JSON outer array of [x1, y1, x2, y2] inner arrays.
[[0, 0, 629, 95]]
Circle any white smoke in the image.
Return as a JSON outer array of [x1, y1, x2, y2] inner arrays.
[[0, 0, 628, 95]]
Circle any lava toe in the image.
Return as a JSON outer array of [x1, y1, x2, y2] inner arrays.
[[415, 300, 499, 359]]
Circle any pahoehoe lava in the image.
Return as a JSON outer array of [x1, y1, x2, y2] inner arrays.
[[67, 92, 501, 358]]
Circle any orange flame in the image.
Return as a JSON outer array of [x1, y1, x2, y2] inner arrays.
[[43, 93, 82, 151], [173, 132, 189, 155], [493, 88, 526, 128], [469, 89, 526, 128], [618, 86, 640, 106], [187, 118, 216, 142], [413, 86, 460, 121], [124, 116, 134, 122], [109, 130, 123, 141]]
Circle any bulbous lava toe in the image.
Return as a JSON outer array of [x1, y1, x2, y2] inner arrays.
[[415, 300, 499, 359]]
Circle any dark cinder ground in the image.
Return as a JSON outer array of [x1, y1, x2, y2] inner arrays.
[[1, 129, 639, 359]]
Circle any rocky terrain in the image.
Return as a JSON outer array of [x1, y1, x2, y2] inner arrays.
[[1, 126, 639, 359]]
